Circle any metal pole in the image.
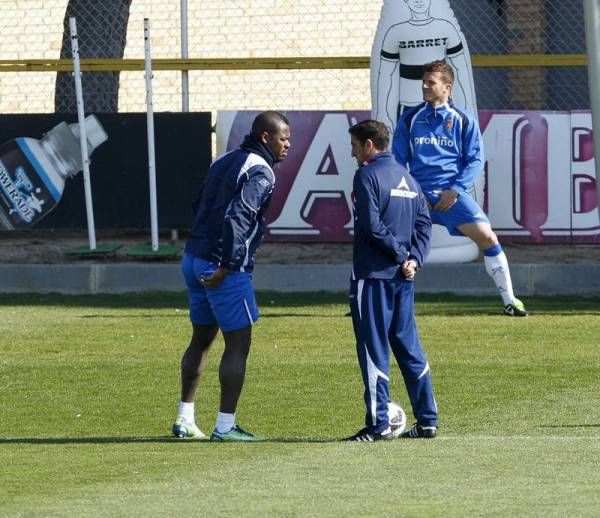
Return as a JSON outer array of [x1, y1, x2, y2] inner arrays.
[[69, 17, 96, 250], [144, 18, 159, 251], [181, 0, 190, 112], [584, 0, 600, 210]]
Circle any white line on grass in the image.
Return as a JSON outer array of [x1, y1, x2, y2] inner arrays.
[[436, 435, 599, 441]]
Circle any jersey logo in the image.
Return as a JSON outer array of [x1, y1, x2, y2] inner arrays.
[[413, 135, 455, 148], [445, 118, 453, 129], [398, 177, 410, 190], [391, 176, 418, 198]]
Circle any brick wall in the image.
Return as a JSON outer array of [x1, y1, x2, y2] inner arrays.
[[0, 1, 381, 114]]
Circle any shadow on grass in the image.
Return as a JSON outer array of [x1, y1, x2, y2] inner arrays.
[[260, 314, 349, 319], [0, 293, 189, 310], [0, 292, 347, 310], [415, 294, 600, 317], [540, 424, 600, 429], [77, 313, 348, 319], [79, 314, 188, 319], [0, 292, 598, 316], [0, 436, 342, 445]]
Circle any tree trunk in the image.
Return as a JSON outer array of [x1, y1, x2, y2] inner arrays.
[[55, 0, 133, 113]]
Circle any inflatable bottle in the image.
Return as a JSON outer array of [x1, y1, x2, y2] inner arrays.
[[0, 115, 107, 230], [371, 0, 481, 263]]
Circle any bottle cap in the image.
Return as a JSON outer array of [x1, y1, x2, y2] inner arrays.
[[83, 114, 108, 153]]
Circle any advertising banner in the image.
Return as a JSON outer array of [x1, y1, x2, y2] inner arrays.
[[0, 112, 212, 230], [217, 110, 599, 246]]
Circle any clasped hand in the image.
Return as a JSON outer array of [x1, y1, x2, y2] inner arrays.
[[402, 259, 418, 280]]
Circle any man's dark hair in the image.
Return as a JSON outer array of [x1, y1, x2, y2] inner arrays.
[[251, 111, 290, 136], [348, 119, 390, 150], [423, 60, 454, 85]]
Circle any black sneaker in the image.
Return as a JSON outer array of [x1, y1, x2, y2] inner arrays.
[[401, 423, 437, 439], [344, 427, 395, 442], [503, 298, 528, 317]]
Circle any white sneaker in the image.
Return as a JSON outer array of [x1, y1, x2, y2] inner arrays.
[[172, 418, 206, 439]]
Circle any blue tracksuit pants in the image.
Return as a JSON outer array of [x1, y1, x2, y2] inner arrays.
[[349, 278, 438, 434]]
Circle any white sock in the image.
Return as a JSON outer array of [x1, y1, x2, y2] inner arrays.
[[484, 251, 515, 306], [215, 412, 235, 433], [178, 401, 195, 423]]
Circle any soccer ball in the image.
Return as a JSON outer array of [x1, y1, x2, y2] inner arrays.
[[388, 400, 407, 438]]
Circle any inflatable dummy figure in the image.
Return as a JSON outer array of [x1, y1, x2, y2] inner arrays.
[[371, 0, 481, 263]]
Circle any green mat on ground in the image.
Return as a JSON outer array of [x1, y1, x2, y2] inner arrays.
[[125, 243, 182, 258]]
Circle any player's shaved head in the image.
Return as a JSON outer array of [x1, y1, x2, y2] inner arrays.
[[251, 111, 290, 136], [423, 60, 454, 85]]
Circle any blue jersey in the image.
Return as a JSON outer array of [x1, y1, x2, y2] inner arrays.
[[352, 152, 431, 279], [392, 101, 484, 196], [184, 134, 276, 272]]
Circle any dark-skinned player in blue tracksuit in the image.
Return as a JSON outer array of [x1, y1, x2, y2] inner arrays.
[[172, 111, 291, 442], [344, 119, 438, 441]]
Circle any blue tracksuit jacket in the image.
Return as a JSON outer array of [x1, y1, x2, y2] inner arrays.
[[350, 151, 437, 434], [352, 152, 431, 279], [392, 101, 484, 196], [184, 134, 276, 272]]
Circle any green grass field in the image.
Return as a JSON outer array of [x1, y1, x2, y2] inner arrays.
[[1, 292, 599, 516]]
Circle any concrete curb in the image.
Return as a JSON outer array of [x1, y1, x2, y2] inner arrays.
[[1, 262, 600, 295]]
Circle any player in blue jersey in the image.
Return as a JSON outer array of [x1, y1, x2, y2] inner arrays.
[[392, 60, 528, 317], [172, 111, 291, 441], [345, 119, 438, 441]]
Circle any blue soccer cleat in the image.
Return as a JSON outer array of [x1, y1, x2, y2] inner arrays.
[[210, 425, 265, 442]]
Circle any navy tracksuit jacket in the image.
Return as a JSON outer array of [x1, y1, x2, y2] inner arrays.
[[184, 134, 276, 272], [349, 151, 438, 433]]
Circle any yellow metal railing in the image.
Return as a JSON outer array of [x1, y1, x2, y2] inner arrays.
[[0, 54, 587, 73]]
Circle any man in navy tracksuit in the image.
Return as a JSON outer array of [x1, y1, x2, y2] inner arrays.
[[172, 111, 291, 442], [345, 119, 438, 441]]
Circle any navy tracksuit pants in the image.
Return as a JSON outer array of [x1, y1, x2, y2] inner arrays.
[[349, 277, 438, 434]]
